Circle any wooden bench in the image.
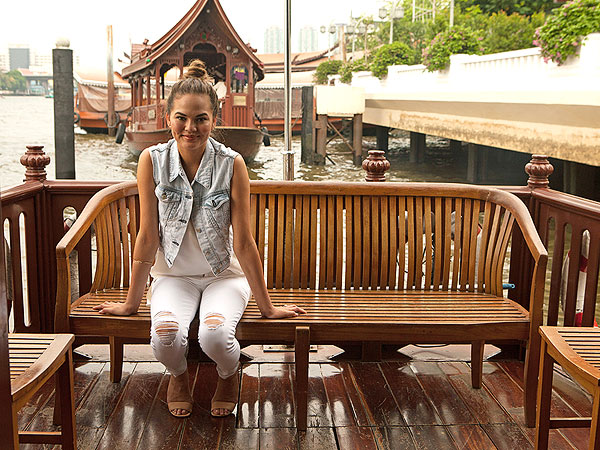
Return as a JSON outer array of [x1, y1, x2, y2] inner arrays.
[[55, 180, 547, 430]]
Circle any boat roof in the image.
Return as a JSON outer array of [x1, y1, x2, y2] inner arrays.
[[74, 69, 129, 88], [122, 0, 263, 80]]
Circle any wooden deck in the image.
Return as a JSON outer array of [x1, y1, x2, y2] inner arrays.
[[17, 345, 592, 449]]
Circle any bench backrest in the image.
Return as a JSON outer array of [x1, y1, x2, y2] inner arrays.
[[64, 180, 541, 297]]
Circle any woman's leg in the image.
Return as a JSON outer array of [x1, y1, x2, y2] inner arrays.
[[198, 276, 251, 378], [150, 276, 201, 417], [150, 276, 201, 376], [198, 276, 250, 416]]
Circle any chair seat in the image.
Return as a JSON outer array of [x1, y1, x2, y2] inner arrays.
[[9, 333, 74, 408], [69, 288, 530, 341]]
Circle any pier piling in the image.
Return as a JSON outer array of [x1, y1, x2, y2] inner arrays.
[[52, 41, 75, 179], [409, 132, 425, 164]]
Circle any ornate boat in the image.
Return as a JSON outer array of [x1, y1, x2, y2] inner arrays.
[[121, 0, 265, 162]]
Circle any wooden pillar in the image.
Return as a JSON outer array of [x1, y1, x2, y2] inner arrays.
[[409, 132, 425, 164], [137, 78, 143, 107], [300, 86, 315, 164], [376, 125, 389, 153], [315, 114, 327, 164], [352, 113, 363, 166], [52, 46, 75, 179], [146, 74, 151, 105], [449, 139, 462, 153], [155, 70, 161, 128], [467, 143, 478, 183]]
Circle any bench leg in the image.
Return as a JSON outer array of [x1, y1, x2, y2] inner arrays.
[[110, 336, 124, 383], [525, 334, 542, 428], [471, 340, 485, 389], [57, 349, 77, 450], [589, 388, 600, 450], [534, 340, 553, 450], [295, 326, 310, 432]]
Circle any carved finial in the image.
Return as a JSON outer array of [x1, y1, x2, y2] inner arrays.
[[362, 150, 390, 182], [20, 146, 50, 182], [525, 155, 554, 189]]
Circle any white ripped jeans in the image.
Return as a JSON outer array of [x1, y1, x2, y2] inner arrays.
[[149, 275, 251, 379]]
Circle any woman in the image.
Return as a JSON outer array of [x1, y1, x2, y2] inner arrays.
[[93, 60, 305, 418]]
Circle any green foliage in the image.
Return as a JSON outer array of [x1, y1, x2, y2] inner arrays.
[[534, 0, 600, 65], [422, 26, 483, 72], [369, 42, 414, 78], [339, 58, 368, 84], [456, 0, 558, 16], [0, 70, 26, 92], [314, 60, 343, 84], [482, 10, 545, 53]]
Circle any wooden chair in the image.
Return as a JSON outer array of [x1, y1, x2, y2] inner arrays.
[[1, 220, 77, 448], [536, 326, 600, 450]]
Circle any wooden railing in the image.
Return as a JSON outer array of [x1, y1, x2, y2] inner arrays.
[[2, 148, 599, 335]]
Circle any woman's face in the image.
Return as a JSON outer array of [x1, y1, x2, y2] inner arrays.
[[167, 93, 216, 153]]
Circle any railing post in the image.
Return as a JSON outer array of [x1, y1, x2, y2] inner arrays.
[[20, 146, 50, 182], [362, 150, 390, 182], [525, 155, 554, 189]]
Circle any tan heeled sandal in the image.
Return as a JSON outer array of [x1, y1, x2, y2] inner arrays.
[[210, 370, 240, 417]]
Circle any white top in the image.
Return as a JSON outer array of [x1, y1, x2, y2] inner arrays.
[[151, 222, 244, 278]]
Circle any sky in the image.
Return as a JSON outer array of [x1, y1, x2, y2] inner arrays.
[[2, 0, 385, 71]]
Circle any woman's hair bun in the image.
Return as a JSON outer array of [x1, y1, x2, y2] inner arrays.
[[182, 59, 213, 83]]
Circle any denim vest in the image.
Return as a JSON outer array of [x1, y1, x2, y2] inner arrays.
[[149, 137, 238, 275]]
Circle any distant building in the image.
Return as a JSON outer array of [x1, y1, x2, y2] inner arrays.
[[298, 27, 318, 53], [264, 26, 283, 54], [0, 52, 8, 72], [9, 47, 30, 71]]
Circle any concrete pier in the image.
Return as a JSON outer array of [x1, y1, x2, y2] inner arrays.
[[409, 132, 425, 164]]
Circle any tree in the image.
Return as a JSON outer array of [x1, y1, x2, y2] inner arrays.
[[314, 60, 343, 85], [482, 10, 545, 53], [456, 0, 558, 16], [422, 26, 483, 71], [0, 70, 26, 93]]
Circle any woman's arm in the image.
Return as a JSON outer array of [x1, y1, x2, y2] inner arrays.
[[230, 156, 306, 319], [93, 149, 160, 315]]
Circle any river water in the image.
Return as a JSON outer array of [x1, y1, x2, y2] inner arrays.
[[0, 96, 475, 189]]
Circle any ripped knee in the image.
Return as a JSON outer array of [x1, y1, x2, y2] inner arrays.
[[203, 312, 225, 330], [153, 311, 179, 345]]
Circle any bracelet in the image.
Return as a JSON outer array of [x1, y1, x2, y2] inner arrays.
[[133, 259, 154, 266]]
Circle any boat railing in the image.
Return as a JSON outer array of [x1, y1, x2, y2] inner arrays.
[[131, 101, 166, 131], [2, 148, 599, 334]]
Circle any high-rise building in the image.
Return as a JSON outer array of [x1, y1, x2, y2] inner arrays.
[[0, 53, 9, 72], [9, 47, 30, 71], [264, 26, 283, 54], [298, 26, 318, 53]]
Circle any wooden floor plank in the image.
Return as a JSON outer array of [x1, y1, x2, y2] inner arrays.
[[438, 362, 510, 425], [481, 423, 533, 450], [350, 362, 404, 426], [335, 426, 379, 449], [410, 425, 458, 449], [446, 424, 496, 449], [259, 363, 295, 428], [259, 428, 298, 449], [373, 427, 417, 449], [219, 424, 260, 449], [411, 362, 475, 425], [307, 364, 334, 427], [238, 363, 259, 428], [380, 361, 441, 426], [320, 363, 369, 427], [95, 362, 164, 450], [297, 427, 338, 449]]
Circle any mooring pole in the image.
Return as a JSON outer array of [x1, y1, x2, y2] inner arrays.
[[107, 25, 116, 137], [53, 39, 75, 179], [282, 0, 294, 180]]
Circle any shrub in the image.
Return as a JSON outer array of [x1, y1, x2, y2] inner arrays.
[[422, 26, 483, 72], [534, 0, 600, 65], [482, 11, 545, 53], [339, 58, 368, 84], [314, 60, 343, 84], [369, 42, 414, 78]]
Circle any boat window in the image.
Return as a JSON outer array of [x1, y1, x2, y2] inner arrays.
[[231, 65, 248, 94]]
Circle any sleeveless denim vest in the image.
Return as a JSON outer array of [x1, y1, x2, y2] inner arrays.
[[148, 137, 238, 275]]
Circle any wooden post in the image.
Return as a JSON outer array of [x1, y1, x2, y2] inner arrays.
[[315, 114, 327, 164], [107, 25, 116, 137], [449, 139, 462, 153], [52, 42, 75, 179], [362, 150, 390, 182], [352, 113, 363, 165], [300, 86, 315, 164], [409, 132, 425, 164], [525, 155, 554, 189], [376, 126, 389, 153], [467, 143, 478, 183], [295, 326, 310, 431]]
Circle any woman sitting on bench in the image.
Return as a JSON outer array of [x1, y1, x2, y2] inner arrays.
[[92, 59, 305, 418]]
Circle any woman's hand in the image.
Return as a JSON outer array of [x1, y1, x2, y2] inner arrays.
[[262, 304, 307, 319], [92, 302, 138, 316]]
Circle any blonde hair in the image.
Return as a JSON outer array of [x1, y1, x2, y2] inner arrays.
[[166, 59, 219, 118]]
